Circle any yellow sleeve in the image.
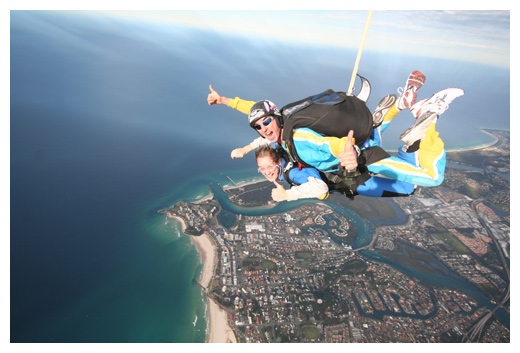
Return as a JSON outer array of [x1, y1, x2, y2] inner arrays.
[[227, 97, 256, 115]]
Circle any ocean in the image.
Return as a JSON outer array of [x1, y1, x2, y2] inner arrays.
[[10, 11, 510, 342]]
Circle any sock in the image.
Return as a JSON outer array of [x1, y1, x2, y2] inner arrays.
[[380, 104, 401, 134], [383, 104, 401, 123], [404, 139, 421, 153]]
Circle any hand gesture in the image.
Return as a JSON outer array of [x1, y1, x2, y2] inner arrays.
[[338, 130, 358, 171], [231, 148, 247, 159], [271, 181, 288, 202], [207, 85, 222, 105]]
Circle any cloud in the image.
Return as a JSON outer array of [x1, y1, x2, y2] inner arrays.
[[35, 10, 510, 68]]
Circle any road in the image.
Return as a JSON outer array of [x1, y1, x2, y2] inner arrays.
[[461, 199, 510, 342]]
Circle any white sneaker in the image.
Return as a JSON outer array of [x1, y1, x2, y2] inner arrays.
[[400, 112, 438, 146], [372, 94, 396, 127], [410, 87, 464, 118]]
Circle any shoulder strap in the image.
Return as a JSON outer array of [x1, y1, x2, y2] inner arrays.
[[277, 146, 299, 186], [281, 161, 300, 186]]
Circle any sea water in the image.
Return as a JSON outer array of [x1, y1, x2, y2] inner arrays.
[[10, 11, 509, 342]]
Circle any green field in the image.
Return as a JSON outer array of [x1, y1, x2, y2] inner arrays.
[[295, 251, 313, 260], [242, 256, 277, 271], [430, 232, 471, 254], [301, 325, 321, 340]]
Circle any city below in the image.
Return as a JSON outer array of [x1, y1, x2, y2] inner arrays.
[[161, 129, 510, 343]]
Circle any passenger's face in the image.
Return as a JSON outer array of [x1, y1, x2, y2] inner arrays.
[[257, 155, 280, 182], [253, 116, 280, 143]]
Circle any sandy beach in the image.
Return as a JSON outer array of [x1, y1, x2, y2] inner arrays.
[[192, 177, 264, 204], [164, 177, 266, 343], [221, 177, 265, 192], [170, 215, 237, 343]]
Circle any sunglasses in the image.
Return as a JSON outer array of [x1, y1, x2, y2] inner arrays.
[[254, 117, 274, 130]]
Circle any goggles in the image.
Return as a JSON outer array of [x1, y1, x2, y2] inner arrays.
[[258, 163, 278, 174], [254, 117, 274, 130]]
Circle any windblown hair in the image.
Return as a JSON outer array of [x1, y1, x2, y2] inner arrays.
[[255, 145, 281, 164]]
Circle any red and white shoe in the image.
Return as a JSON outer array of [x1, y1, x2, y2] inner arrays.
[[395, 70, 426, 110]]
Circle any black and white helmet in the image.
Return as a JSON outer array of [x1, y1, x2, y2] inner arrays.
[[248, 100, 282, 128]]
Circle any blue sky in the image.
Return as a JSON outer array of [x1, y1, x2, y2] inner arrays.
[[95, 9, 510, 68], [7, 3, 511, 69]]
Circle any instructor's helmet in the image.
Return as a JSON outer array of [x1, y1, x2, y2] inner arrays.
[[248, 100, 283, 128]]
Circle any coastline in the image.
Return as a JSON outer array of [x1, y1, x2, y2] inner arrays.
[[193, 189, 214, 204], [445, 129, 499, 153], [169, 215, 237, 343], [221, 177, 265, 192], [192, 177, 264, 204]]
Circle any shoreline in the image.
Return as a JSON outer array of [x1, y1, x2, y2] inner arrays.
[[192, 178, 265, 204], [169, 215, 237, 343], [445, 129, 500, 153], [220, 177, 265, 192]]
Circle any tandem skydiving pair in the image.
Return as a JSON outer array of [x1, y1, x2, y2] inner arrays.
[[207, 71, 464, 202]]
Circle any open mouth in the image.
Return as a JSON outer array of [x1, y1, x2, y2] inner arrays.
[[264, 170, 277, 181], [265, 130, 275, 140]]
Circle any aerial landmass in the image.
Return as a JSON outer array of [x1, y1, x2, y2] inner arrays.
[[160, 129, 510, 343]]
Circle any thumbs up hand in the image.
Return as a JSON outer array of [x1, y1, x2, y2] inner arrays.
[[207, 84, 230, 106], [338, 130, 358, 171], [207, 85, 221, 105], [271, 181, 288, 202]]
